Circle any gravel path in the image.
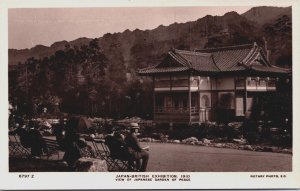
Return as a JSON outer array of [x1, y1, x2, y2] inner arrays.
[[9, 136, 292, 172], [140, 142, 292, 172]]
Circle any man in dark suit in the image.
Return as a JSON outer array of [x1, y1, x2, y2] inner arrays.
[[124, 123, 149, 172]]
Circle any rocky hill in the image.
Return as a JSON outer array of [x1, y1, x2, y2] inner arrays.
[[8, 6, 292, 117], [9, 6, 292, 70], [242, 6, 291, 25]]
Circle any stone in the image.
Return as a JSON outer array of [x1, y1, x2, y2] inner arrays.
[[281, 149, 292, 154], [263, 147, 273, 152], [214, 138, 223, 143], [182, 137, 198, 144], [233, 138, 247, 145], [202, 138, 211, 144], [173, 140, 180, 144], [215, 143, 223, 148], [74, 157, 108, 172], [254, 146, 263, 151], [238, 145, 245, 149], [244, 145, 253, 151], [196, 141, 204, 145], [227, 143, 239, 149]]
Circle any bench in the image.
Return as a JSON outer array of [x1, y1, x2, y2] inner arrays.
[[42, 138, 62, 160], [9, 135, 31, 158], [96, 139, 137, 172]]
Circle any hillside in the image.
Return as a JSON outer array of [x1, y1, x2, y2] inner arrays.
[[242, 6, 291, 25], [8, 6, 292, 71], [8, 6, 292, 117]]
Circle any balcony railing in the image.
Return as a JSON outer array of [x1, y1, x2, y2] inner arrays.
[[236, 78, 276, 91], [155, 106, 189, 113], [154, 107, 212, 122], [155, 106, 211, 115], [199, 107, 211, 121]]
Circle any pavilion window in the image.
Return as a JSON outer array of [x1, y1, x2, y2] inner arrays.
[[259, 78, 267, 86], [218, 92, 235, 110], [191, 93, 199, 108], [201, 95, 210, 108], [236, 77, 245, 87], [156, 94, 164, 107], [248, 79, 257, 87]]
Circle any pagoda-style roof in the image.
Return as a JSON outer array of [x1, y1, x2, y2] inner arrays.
[[138, 42, 290, 76]]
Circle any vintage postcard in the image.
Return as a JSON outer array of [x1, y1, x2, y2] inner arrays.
[[0, 0, 299, 189]]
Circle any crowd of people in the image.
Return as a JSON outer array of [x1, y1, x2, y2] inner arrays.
[[9, 114, 150, 172], [9, 117, 48, 157]]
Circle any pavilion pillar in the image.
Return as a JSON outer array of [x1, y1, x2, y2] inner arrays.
[[188, 73, 191, 124], [152, 76, 156, 119], [199, 76, 201, 122], [244, 77, 248, 117]]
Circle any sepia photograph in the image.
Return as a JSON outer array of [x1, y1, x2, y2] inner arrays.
[[1, 0, 300, 189]]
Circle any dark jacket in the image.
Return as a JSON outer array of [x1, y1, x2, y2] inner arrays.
[[125, 133, 144, 159], [105, 135, 130, 160]]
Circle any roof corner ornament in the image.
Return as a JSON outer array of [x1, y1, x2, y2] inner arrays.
[[187, 61, 192, 68], [238, 61, 250, 69]]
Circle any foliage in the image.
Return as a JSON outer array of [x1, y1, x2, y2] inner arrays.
[[9, 39, 153, 118]]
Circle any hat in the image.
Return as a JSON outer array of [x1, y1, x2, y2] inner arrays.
[[129, 122, 140, 129]]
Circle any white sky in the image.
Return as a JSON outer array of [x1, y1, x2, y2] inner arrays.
[[9, 7, 257, 49]]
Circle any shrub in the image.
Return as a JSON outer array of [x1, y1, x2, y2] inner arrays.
[[245, 132, 259, 144]]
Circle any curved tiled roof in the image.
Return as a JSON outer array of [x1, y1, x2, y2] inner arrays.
[[138, 66, 189, 74], [138, 42, 289, 75], [250, 65, 290, 74], [174, 50, 219, 72]]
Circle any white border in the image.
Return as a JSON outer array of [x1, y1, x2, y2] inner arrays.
[[0, 0, 299, 189]]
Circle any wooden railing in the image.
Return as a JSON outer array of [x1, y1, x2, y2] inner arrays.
[[199, 107, 211, 121], [155, 106, 211, 115], [155, 107, 189, 113], [235, 78, 276, 91], [154, 107, 212, 122]]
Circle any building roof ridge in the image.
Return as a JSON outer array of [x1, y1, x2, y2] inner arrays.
[[196, 43, 254, 53], [270, 65, 289, 69], [262, 64, 291, 72], [210, 55, 221, 71], [174, 49, 211, 56], [168, 51, 190, 68], [138, 65, 156, 71], [257, 46, 272, 67], [242, 43, 258, 65]]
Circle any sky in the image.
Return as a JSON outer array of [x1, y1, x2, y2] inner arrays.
[[8, 6, 261, 49]]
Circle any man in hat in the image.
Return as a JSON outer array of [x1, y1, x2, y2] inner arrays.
[[104, 126, 131, 162], [125, 123, 149, 172]]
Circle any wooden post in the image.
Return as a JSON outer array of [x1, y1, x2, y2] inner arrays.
[[244, 77, 247, 116], [210, 76, 213, 121], [170, 74, 173, 108], [188, 73, 191, 124], [153, 75, 156, 120], [170, 74, 173, 124], [199, 76, 201, 122], [234, 77, 237, 117]]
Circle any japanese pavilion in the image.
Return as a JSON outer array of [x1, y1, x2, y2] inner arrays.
[[138, 42, 290, 124]]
